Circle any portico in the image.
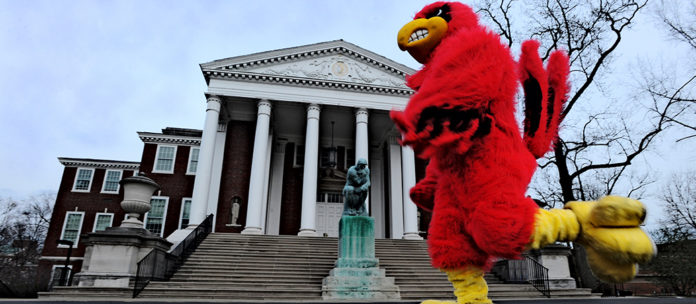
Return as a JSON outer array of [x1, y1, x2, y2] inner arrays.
[[186, 40, 423, 239]]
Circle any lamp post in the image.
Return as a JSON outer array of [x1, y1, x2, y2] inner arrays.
[[328, 121, 337, 168], [119, 174, 160, 228], [56, 239, 73, 286]]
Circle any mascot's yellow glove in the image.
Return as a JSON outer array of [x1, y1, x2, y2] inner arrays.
[[565, 196, 656, 282]]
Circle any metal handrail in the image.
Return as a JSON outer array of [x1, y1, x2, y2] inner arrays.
[[132, 214, 213, 298], [491, 255, 551, 298], [525, 255, 551, 297]]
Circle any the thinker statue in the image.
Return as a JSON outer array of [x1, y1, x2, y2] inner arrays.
[[343, 158, 370, 216]]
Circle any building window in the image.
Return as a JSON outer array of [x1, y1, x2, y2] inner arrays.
[[101, 170, 122, 193], [59, 211, 84, 247], [50, 265, 73, 287], [153, 145, 177, 173], [93, 213, 114, 232], [187, 148, 200, 175], [179, 198, 192, 229], [318, 192, 344, 203], [72, 168, 94, 192], [294, 144, 305, 167], [145, 197, 168, 236]]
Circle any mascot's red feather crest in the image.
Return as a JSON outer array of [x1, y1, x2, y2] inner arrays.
[[390, 2, 655, 303]]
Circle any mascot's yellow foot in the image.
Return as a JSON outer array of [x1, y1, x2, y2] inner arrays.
[[566, 196, 656, 282], [530, 195, 656, 283], [421, 267, 492, 304]]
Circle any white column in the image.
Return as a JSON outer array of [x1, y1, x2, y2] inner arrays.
[[387, 136, 404, 239], [205, 122, 228, 231], [355, 108, 370, 214], [369, 150, 385, 238], [401, 146, 423, 240], [241, 100, 272, 234], [189, 95, 221, 227], [266, 139, 287, 235], [260, 133, 273, 233], [298, 104, 321, 236]]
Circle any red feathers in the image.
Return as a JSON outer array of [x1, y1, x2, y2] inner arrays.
[[391, 2, 569, 270]]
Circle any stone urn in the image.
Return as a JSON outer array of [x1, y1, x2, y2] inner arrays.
[[119, 174, 160, 228]]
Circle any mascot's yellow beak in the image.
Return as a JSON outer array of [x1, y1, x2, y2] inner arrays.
[[397, 17, 448, 64]]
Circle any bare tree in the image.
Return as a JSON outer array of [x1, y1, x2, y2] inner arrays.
[[474, 0, 679, 207], [659, 171, 696, 235], [0, 193, 54, 298], [644, 0, 696, 143], [647, 171, 696, 296]]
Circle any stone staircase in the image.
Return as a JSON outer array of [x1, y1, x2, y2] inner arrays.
[[41, 233, 597, 300], [135, 233, 594, 301]]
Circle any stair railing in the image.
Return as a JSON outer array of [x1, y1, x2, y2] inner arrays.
[[132, 214, 213, 298], [491, 255, 550, 298]]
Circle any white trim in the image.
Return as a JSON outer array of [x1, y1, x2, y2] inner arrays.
[[100, 170, 123, 193], [71, 168, 94, 193], [40, 256, 84, 261], [58, 211, 85, 248], [144, 196, 169, 237], [207, 78, 411, 112], [138, 132, 201, 145], [58, 157, 139, 170], [92, 212, 114, 232], [179, 198, 192, 229], [186, 147, 200, 175], [152, 145, 177, 174]]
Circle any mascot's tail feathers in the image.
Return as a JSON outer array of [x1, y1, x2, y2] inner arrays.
[[518, 40, 570, 159]]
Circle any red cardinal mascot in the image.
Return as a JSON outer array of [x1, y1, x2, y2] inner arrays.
[[390, 2, 655, 303]]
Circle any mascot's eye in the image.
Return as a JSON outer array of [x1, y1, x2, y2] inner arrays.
[[426, 4, 451, 22]]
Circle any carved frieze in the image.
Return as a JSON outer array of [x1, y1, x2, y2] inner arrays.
[[239, 55, 409, 89]]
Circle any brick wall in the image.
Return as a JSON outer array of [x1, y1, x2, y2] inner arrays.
[[215, 120, 254, 232], [279, 142, 303, 235], [141, 143, 196, 235], [39, 166, 136, 289]]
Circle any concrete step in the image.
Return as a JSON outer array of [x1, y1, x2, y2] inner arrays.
[[38, 287, 131, 299], [134, 233, 572, 301], [147, 281, 326, 290]]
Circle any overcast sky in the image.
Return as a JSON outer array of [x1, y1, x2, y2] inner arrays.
[[1, 1, 692, 229]]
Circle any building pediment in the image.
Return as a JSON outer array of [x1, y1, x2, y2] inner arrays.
[[201, 40, 416, 96]]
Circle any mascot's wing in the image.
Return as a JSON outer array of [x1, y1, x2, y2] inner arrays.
[[518, 40, 569, 159]]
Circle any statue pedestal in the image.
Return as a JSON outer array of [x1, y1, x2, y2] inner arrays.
[[536, 244, 577, 289], [322, 216, 400, 300], [73, 227, 171, 287]]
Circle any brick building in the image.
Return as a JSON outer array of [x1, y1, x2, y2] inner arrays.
[[38, 40, 429, 288]]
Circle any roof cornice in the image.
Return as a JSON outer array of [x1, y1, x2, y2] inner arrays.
[[58, 158, 140, 170], [200, 40, 415, 97], [138, 132, 201, 146], [203, 70, 413, 96]]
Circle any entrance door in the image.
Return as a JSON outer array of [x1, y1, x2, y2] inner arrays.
[[315, 202, 343, 237]]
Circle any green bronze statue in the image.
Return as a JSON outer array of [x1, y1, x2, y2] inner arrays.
[[342, 158, 370, 216]]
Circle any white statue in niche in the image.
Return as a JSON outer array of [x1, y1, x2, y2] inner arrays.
[[227, 197, 242, 227]]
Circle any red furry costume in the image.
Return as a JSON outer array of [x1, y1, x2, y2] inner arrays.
[[391, 3, 654, 303], [390, 2, 569, 271]]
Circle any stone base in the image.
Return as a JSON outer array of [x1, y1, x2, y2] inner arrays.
[[73, 226, 171, 288], [322, 216, 400, 300], [241, 226, 263, 235], [402, 232, 424, 240], [297, 229, 318, 237], [73, 272, 133, 288], [322, 268, 400, 300], [165, 226, 195, 252], [549, 278, 577, 289], [537, 244, 577, 290]]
